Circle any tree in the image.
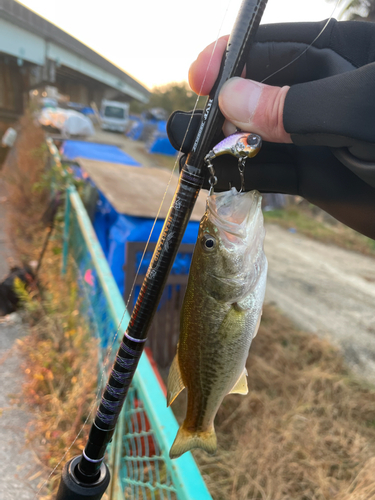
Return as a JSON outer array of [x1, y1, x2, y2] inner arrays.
[[130, 81, 206, 116], [334, 0, 375, 21]]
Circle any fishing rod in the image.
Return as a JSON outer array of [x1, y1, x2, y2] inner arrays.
[[56, 0, 268, 498]]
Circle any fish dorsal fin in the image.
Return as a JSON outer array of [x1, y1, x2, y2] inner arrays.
[[167, 354, 186, 407], [229, 368, 248, 395]]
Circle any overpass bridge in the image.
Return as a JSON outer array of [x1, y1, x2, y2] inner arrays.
[[0, 0, 149, 123]]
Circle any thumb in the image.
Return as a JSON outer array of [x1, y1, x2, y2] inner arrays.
[[219, 77, 292, 143]]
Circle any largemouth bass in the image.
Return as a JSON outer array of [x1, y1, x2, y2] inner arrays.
[[167, 187, 268, 459]]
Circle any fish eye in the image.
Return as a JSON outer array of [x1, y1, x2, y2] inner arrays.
[[201, 234, 216, 251]]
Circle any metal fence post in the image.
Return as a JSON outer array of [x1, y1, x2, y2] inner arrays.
[[62, 187, 71, 275]]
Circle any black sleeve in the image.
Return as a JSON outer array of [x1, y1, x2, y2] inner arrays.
[[245, 20, 375, 157], [284, 63, 375, 154], [166, 20, 375, 239], [246, 19, 375, 85]]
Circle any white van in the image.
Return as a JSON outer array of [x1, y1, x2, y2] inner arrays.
[[100, 100, 129, 133]]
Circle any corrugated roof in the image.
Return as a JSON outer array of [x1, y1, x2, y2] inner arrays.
[[76, 158, 207, 221]]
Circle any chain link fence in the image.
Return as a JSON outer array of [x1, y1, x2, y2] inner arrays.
[[62, 183, 211, 500]]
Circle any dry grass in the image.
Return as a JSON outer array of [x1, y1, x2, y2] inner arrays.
[[2, 112, 49, 259], [3, 114, 99, 498], [17, 252, 99, 497], [264, 204, 375, 258], [181, 305, 375, 500]]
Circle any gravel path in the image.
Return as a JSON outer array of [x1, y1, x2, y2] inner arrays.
[[264, 224, 375, 382], [0, 178, 42, 499], [0, 315, 42, 499]]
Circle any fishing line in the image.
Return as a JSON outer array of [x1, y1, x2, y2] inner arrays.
[[120, 0, 236, 332], [106, 0, 236, 340], [93, 0, 236, 348], [260, 0, 342, 83], [36, 2, 236, 497], [39, 2, 343, 495]]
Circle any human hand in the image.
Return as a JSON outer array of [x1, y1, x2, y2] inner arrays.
[[189, 35, 291, 143], [167, 20, 375, 238]]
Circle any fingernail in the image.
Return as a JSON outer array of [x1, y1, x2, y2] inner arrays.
[[219, 78, 263, 123], [223, 120, 237, 136]]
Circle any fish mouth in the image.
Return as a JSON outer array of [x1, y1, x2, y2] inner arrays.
[[207, 188, 262, 245], [208, 188, 261, 229]]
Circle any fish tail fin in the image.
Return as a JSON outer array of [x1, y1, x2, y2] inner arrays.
[[169, 425, 217, 459]]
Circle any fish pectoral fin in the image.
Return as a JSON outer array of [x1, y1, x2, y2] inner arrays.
[[167, 354, 185, 407], [169, 425, 217, 459], [234, 294, 253, 311], [229, 368, 248, 395]]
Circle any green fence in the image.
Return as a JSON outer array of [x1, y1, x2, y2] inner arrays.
[[62, 183, 212, 500]]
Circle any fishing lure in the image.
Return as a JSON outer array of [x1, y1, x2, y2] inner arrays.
[[204, 132, 262, 191]]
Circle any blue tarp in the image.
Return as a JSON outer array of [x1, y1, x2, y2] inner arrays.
[[62, 139, 198, 297], [147, 120, 176, 156], [81, 107, 95, 116], [93, 191, 199, 296], [61, 140, 141, 166], [148, 136, 176, 156], [127, 116, 144, 141], [127, 118, 177, 156]]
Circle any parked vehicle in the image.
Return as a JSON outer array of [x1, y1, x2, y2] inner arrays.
[[100, 100, 129, 133]]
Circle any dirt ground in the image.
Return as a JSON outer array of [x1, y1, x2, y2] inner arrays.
[[264, 223, 375, 382]]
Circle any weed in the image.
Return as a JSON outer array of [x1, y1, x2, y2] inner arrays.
[[3, 113, 99, 498], [188, 305, 375, 500], [264, 204, 375, 258], [2, 112, 49, 259], [18, 251, 98, 497]]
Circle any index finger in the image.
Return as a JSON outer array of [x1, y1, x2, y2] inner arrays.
[[188, 35, 230, 96]]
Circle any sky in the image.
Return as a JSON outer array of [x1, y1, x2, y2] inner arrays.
[[18, 0, 340, 90]]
